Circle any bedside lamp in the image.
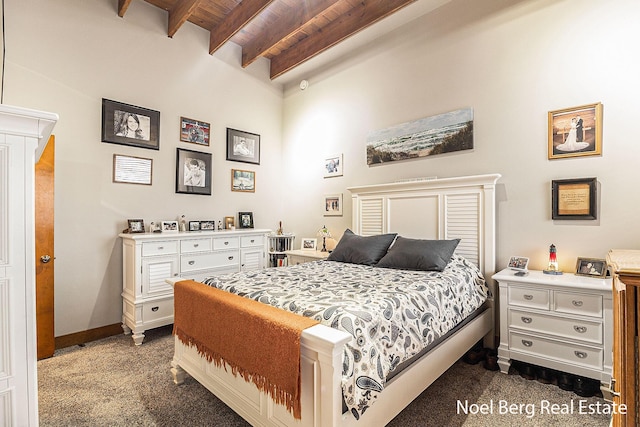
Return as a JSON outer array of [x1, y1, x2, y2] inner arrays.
[[317, 225, 331, 252]]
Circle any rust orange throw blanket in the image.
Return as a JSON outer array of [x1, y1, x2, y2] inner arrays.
[[173, 280, 319, 419]]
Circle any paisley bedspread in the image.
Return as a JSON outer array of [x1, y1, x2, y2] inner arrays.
[[202, 254, 488, 419]]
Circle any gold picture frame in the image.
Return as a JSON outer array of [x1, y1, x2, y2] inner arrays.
[[548, 102, 603, 159]]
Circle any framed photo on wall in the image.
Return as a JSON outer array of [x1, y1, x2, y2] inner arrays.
[[551, 177, 597, 220], [102, 98, 160, 150], [323, 193, 343, 216], [180, 117, 210, 146], [231, 169, 255, 192], [548, 102, 603, 159], [226, 128, 260, 165], [176, 148, 212, 195], [113, 154, 152, 185], [324, 153, 343, 178]]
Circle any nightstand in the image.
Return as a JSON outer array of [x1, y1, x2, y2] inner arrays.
[[492, 269, 613, 392], [285, 249, 330, 265]]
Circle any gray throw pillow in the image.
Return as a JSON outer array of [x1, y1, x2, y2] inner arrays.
[[376, 236, 460, 271], [327, 229, 397, 266]]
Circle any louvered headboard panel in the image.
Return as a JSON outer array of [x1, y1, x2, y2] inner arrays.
[[348, 174, 500, 278]]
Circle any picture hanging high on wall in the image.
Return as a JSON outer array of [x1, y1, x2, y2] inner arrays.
[[180, 117, 210, 146], [102, 98, 160, 150], [548, 102, 603, 159], [366, 108, 473, 165], [226, 128, 260, 165], [175, 148, 212, 195]]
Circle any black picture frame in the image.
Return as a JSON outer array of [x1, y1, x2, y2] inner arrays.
[[176, 148, 212, 195], [238, 212, 254, 229], [551, 177, 597, 220], [102, 99, 160, 150], [188, 221, 201, 231], [226, 128, 260, 165], [127, 219, 145, 233]]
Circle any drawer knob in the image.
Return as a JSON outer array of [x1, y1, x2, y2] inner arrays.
[[521, 316, 532, 324], [224, 241, 229, 245], [573, 325, 587, 333], [151, 306, 159, 312], [158, 246, 164, 250], [521, 340, 533, 347], [574, 351, 588, 359], [228, 256, 234, 260], [572, 300, 583, 307], [523, 294, 533, 300], [188, 260, 195, 265], [250, 239, 255, 243], [194, 244, 199, 247]]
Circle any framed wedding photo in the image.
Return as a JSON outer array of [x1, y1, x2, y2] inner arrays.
[[180, 117, 210, 146], [102, 98, 160, 150], [548, 102, 603, 160], [552, 177, 597, 220], [226, 128, 260, 165], [176, 148, 212, 195]]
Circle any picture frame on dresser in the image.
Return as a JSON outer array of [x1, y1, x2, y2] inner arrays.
[[238, 212, 254, 229], [101, 98, 160, 150], [176, 148, 212, 195], [162, 221, 178, 232], [200, 220, 215, 230], [575, 257, 607, 278], [127, 219, 145, 233], [188, 221, 200, 231]]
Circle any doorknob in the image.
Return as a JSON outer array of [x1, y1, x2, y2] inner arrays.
[[40, 255, 51, 263]]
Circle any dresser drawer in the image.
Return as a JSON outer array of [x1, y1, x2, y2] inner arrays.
[[213, 237, 239, 251], [142, 240, 179, 256], [142, 298, 174, 323], [181, 251, 239, 272], [509, 309, 603, 344], [241, 235, 264, 248], [510, 331, 603, 370], [554, 291, 602, 318], [181, 238, 212, 253], [508, 286, 550, 310]]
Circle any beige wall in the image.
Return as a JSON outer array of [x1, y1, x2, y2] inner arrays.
[[281, 0, 640, 273], [5, 0, 639, 337], [4, 0, 284, 336]]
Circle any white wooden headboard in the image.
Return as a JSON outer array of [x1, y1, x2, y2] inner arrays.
[[348, 174, 501, 279]]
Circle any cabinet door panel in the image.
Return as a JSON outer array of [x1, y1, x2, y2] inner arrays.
[[241, 249, 264, 271], [142, 255, 178, 297]]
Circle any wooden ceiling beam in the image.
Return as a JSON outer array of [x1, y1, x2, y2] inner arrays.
[[209, 0, 276, 55], [241, 0, 341, 68], [169, 0, 203, 38], [117, 0, 133, 17], [269, 0, 417, 79]]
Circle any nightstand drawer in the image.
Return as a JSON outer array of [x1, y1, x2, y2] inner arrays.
[[213, 237, 239, 250], [508, 286, 550, 310], [181, 251, 239, 272], [554, 291, 602, 318], [142, 240, 179, 256], [510, 332, 603, 370], [509, 309, 603, 344], [181, 238, 212, 253]]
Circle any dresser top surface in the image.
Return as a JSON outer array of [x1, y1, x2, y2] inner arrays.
[[493, 268, 611, 292], [119, 228, 271, 241]]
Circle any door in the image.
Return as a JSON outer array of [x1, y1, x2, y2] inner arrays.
[[35, 136, 55, 359]]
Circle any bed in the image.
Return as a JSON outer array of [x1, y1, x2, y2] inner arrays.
[[168, 174, 501, 427]]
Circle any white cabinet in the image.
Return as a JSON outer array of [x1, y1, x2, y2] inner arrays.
[[120, 229, 269, 344], [493, 269, 613, 390], [0, 105, 57, 427]]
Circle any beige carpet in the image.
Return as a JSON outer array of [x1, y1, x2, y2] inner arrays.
[[37, 325, 612, 426]]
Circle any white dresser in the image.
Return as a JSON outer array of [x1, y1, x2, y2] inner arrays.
[[0, 106, 57, 427], [119, 229, 269, 345], [493, 269, 613, 390]]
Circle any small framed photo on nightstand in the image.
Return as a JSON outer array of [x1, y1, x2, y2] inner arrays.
[[508, 256, 530, 274]]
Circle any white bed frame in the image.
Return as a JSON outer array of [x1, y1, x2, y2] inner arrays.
[[169, 173, 501, 427]]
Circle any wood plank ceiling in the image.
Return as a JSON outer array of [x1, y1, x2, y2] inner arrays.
[[117, 0, 417, 80]]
